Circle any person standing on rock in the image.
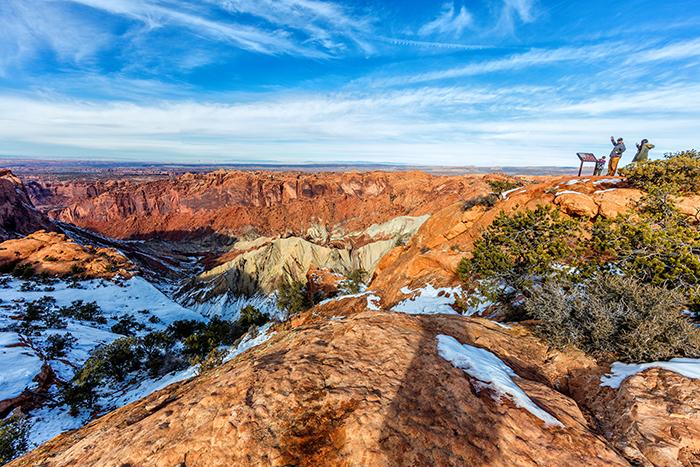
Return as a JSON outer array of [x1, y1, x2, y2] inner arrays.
[[594, 156, 606, 176], [632, 139, 655, 163], [607, 136, 626, 176]]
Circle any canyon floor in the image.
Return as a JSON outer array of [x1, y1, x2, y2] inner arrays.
[[1, 166, 699, 466]]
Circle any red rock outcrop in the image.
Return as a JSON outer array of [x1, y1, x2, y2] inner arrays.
[[11, 307, 630, 467], [305, 267, 343, 301], [0, 169, 56, 241], [49, 171, 496, 240], [0, 230, 134, 278], [371, 176, 699, 305]]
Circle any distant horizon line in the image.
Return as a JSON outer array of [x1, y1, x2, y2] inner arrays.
[[0, 156, 578, 170]]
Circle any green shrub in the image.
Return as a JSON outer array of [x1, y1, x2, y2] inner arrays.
[[110, 314, 146, 336], [69, 264, 87, 276], [276, 279, 312, 315], [63, 337, 144, 414], [238, 305, 267, 329], [620, 149, 700, 194], [458, 205, 581, 294], [590, 195, 700, 312], [341, 269, 367, 295], [0, 415, 30, 464], [394, 234, 410, 247], [463, 194, 498, 211], [60, 300, 106, 324], [166, 320, 207, 341], [525, 275, 700, 362], [12, 263, 35, 280], [19, 296, 66, 332], [195, 347, 227, 374], [19, 281, 38, 292], [488, 179, 523, 196], [43, 332, 78, 359], [141, 331, 182, 378]]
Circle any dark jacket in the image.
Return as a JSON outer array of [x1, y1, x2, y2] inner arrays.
[[609, 137, 626, 158]]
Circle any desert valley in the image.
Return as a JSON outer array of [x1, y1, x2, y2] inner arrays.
[[1, 154, 699, 465]]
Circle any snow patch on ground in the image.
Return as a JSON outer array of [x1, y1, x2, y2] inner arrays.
[[223, 322, 275, 363], [437, 335, 563, 427], [366, 294, 381, 311], [0, 274, 212, 447], [1, 276, 203, 326], [593, 178, 623, 185], [392, 285, 461, 315], [600, 358, 700, 388], [554, 190, 586, 197], [319, 290, 371, 305], [501, 187, 526, 199], [0, 332, 44, 401], [183, 292, 281, 322], [565, 178, 589, 185]]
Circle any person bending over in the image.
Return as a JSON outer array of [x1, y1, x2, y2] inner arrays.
[[632, 139, 655, 163]]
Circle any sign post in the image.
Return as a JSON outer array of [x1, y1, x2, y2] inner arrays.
[[576, 153, 598, 176]]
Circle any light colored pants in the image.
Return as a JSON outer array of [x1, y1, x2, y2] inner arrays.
[[607, 156, 621, 176]]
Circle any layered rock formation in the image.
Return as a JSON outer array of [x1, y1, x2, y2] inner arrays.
[[0, 169, 55, 241], [47, 171, 494, 240], [179, 215, 429, 305], [0, 230, 133, 279]]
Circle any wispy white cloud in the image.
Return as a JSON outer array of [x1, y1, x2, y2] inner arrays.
[[214, 0, 375, 54], [365, 36, 700, 88], [627, 37, 700, 63], [0, 0, 111, 75], [1, 0, 377, 75], [369, 42, 632, 87], [418, 2, 473, 37], [66, 0, 329, 57], [1, 82, 698, 165], [493, 0, 537, 35]]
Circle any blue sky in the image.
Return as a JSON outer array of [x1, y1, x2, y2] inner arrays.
[[0, 0, 699, 166]]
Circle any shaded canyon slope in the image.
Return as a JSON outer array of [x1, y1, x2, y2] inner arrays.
[[0, 170, 56, 242]]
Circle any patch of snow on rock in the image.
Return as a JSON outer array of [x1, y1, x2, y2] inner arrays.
[[437, 335, 563, 427], [392, 285, 461, 315], [0, 332, 44, 401], [554, 190, 586, 197], [367, 295, 381, 311], [565, 178, 589, 185], [319, 290, 371, 305], [223, 322, 275, 363], [501, 187, 525, 199], [593, 178, 623, 185], [183, 292, 281, 322], [600, 358, 700, 389]]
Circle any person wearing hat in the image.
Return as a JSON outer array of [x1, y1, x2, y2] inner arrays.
[[607, 136, 626, 176], [632, 139, 655, 163]]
